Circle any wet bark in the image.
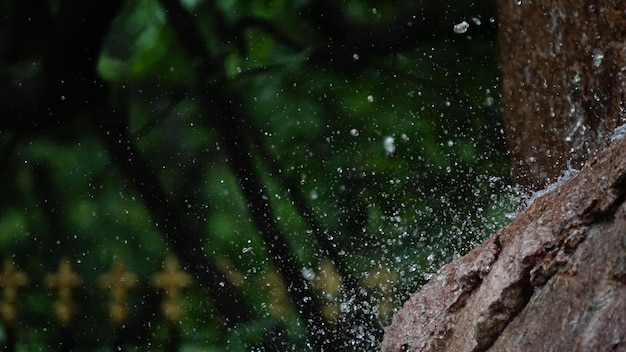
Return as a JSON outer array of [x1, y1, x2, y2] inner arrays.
[[382, 125, 626, 352], [499, 0, 626, 190]]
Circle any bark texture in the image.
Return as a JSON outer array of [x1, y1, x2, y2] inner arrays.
[[499, 0, 626, 189], [381, 130, 626, 351]]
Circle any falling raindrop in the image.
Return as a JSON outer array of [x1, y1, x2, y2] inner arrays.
[[592, 48, 604, 68], [383, 136, 396, 155], [453, 21, 469, 34]]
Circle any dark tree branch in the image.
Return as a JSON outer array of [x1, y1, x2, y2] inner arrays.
[[207, 94, 327, 345], [157, 0, 329, 344], [95, 107, 255, 327], [133, 95, 187, 140], [252, 132, 347, 268]]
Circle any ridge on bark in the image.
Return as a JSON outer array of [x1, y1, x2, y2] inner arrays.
[[382, 133, 626, 352]]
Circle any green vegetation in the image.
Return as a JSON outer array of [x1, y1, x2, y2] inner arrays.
[[0, 0, 517, 350]]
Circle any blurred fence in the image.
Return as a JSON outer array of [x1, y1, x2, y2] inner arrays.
[[0, 256, 190, 352], [1, 255, 402, 351]]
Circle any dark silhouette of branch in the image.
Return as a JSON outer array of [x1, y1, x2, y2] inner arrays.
[[206, 93, 327, 345], [251, 132, 348, 269], [242, 99, 387, 346], [246, 114, 380, 313], [157, 0, 329, 345], [95, 107, 256, 326]]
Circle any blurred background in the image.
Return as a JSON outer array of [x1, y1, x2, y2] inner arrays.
[[0, 0, 519, 350]]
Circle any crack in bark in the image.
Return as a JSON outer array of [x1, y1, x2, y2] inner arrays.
[[474, 141, 626, 351], [447, 235, 502, 315], [382, 124, 626, 352], [473, 274, 533, 351]]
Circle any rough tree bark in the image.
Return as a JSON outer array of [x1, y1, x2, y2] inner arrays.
[[499, 0, 626, 190], [382, 1, 626, 351], [382, 132, 626, 351]]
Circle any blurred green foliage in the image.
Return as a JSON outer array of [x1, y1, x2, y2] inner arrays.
[[0, 0, 519, 350]]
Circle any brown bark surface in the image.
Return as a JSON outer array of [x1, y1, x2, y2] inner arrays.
[[381, 130, 626, 352], [499, 1, 626, 189]]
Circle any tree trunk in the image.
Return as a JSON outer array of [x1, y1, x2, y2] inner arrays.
[[499, 0, 626, 190], [382, 123, 626, 352], [382, 1, 626, 350]]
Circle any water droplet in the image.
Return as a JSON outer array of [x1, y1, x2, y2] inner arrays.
[[383, 136, 395, 155], [453, 21, 469, 34], [302, 267, 315, 280], [592, 48, 604, 68]]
